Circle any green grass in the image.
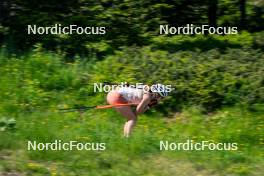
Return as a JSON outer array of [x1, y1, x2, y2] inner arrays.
[[0, 51, 263, 176], [0, 107, 263, 176]]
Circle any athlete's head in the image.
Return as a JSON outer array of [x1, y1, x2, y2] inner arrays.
[[150, 84, 170, 98]]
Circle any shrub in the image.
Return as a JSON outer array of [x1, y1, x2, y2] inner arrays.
[[92, 46, 264, 111]]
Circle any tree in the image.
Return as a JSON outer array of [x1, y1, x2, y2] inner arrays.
[[208, 0, 218, 27], [239, 0, 246, 29]]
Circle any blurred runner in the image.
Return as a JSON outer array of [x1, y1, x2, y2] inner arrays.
[[107, 84, 170, 137]]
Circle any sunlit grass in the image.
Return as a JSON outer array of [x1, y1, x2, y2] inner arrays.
[[0, 52, 263, 175]]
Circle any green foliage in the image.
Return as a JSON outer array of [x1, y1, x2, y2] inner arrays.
[[0, 106, 263, 175], [151, 31, 264, 52], [0, 1, 263, 175], [1, 1, 263, 55], [92, 39, 264, 111], [0, 46, 263, 175], [1, 33, 263, 113], [0, 49, 95, 114], [0, 117, 16, 131]]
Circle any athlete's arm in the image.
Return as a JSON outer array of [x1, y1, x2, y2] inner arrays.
[[136, 93, 151, 115]]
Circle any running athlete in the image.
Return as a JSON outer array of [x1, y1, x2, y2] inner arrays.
[[107, 84, 170, 137]]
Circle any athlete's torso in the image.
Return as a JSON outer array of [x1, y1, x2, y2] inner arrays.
[[117, 87, 144, 104]]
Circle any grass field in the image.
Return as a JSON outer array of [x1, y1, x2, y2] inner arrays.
[[1, 106, 263, 176], [0, 51, 263, 176]]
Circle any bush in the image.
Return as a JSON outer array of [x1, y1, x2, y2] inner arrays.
[[92, 46, 264, 111]]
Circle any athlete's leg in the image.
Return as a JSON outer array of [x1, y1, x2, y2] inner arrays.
[[107, 91, 137, 137], [115, 106, 137, 137]]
